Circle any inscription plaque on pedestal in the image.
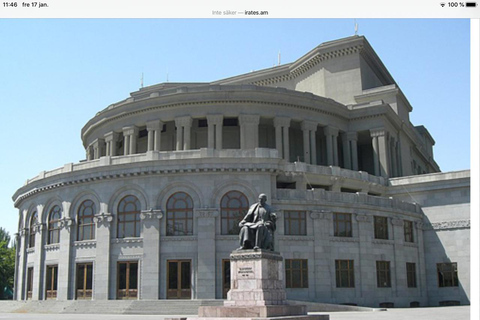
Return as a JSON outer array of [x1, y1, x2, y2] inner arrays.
[[193, 249, 329, 320]]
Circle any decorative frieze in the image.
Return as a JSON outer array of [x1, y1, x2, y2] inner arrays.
[[370, 128, 387, 138], [60, 217, 74, 231], [44, 244, 60, 252], [111, 238, 143, 245], [140, 209, 163, 220], [229, 250, 283, 261], [94, 212, 113, 226], [196, 208, 219, 218], [74, 240, 97, 249], [355, 213, 372, 223], [160, 236, 197, 241], [310, 210, 331, 220], [426, 219, 470, 230], [33, 223, 46, 233]]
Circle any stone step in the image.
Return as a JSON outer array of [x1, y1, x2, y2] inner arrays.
[[2, 300, 371, 315]]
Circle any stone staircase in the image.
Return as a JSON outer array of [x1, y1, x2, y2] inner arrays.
[[0, 300, 375, 315]]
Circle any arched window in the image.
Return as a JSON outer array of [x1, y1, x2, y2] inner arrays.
[[166, 192, 193, 236], [29, 212, 38, 248], [117, 196, 141, 238], [48, 206, 62, 244], [77, 200, 96, 241], [221, 191, 249, 235]]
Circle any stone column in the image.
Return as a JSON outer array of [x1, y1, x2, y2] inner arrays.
[[15, 225, 27, 300], [207, 115, 224, 149], [92, 138, 105, 159], [146, 120, 163, 152], [140, 209, 163, 299], [239, 115, 260, 149], [196, 209, 219, 299], [86, 144, 94, 161], [416, 222, 427, 301], [349, 132, 359, 171], [283, 126, 290, 162], [370, 128, 390, 177], [324, 126, 339, 166], [302, 127, 310, 164], [104, 132, 119, 157], [122, 126, 137, 155], [301, 120, 317, 164], [390, 137, 399, 177], [343, 132, 359, 170], [57, 203, 73, 300], [370, 133, 380, 176], [310, 211, 332, 301], [342, 134, 351, 170], [391, 218, 404, 297], [356, 213, 373, 299], [275, 125, 283, 158], [273, 117, 290, 161], [175, 116, 193, 151], [32, 207, 45, 300], [93, 208, 113, 300]]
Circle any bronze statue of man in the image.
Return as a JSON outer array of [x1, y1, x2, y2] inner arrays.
[[238, 194, 276, 251]]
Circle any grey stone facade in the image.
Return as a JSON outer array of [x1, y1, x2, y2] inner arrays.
[[12, 36, 470, 308]]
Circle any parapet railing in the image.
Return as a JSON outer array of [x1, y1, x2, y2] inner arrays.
[[24, 148, 280, 185], [23, 148, 387, 192]]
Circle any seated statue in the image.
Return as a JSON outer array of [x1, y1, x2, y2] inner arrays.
[[238, 193, 276, 251]]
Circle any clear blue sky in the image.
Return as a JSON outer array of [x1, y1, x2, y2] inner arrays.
[[0, 19, 471, 238]]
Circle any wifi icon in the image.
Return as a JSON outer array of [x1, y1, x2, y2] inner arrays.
[[440, 2, 446, 6]]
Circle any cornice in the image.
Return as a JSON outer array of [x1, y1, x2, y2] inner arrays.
[[230, 250, 283, 261], [14, 164, 280, 207], [81, 86, 349, 142]]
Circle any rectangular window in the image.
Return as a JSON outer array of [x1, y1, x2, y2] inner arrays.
[[335, 260, 355, 288], [26, 267, 33, 300], [284, 211, 307, 235], [374, 216, 388, 240], [45, 265, 58, 299], [404, 220, 414, 243], [333, 213, 352, 237], [437, 263, 459, 287], [376, 261, 391, 288], [285, 259, 308, 288], [117, 261, 138, 299], [406, 262, 417, 288], [76, 263, 93, 299]]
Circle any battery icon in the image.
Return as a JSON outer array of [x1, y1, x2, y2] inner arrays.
[[466, 2, 477, 6]]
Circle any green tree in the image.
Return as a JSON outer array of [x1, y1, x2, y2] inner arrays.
[[0, 227, 15, 299], [0, 227, 11, 247]]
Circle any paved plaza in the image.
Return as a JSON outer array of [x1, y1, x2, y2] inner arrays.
[[0, 306, 471, 320]]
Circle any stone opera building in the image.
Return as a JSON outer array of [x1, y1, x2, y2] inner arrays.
[[12, 36, 470, 308]]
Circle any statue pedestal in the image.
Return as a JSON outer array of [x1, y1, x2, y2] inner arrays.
[[193, 250, 328, 320]]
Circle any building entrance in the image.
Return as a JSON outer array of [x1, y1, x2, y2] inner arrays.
[[167, 260, 191, 299]]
